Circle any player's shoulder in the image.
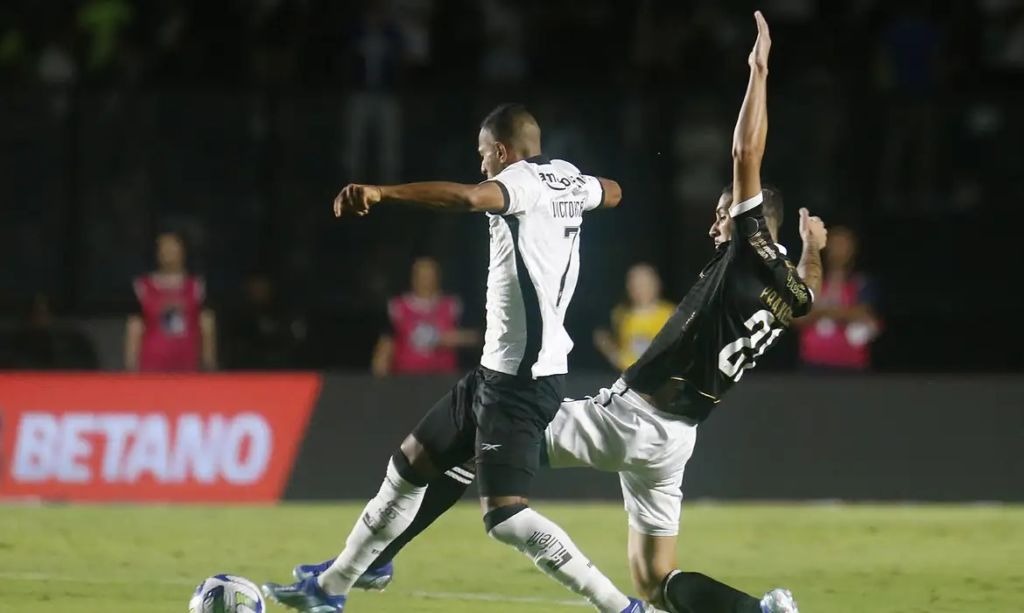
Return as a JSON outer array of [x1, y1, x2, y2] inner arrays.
[[492, 158, 538, 183], [549, 158, 581, 175]]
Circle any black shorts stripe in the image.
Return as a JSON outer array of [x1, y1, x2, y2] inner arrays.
[[504, 216, 543, 378]]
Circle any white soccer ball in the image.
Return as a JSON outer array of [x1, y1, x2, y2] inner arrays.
[[189, 574, 266, 613]]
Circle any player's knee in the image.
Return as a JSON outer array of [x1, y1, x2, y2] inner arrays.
[[391, 438, 434, 486], [482, 502, 529, 537]]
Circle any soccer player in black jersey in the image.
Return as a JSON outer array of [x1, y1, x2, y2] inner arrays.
[[294, 11, 826, 613]]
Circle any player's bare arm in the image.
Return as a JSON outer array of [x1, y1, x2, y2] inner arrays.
[[797, 207, 827, 296], [731, 11, 770, 205], [333, 181, 506, 218], [597, 177, 623, 209]]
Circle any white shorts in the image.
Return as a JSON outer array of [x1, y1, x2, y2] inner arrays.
[[544, 379, 697, 536]]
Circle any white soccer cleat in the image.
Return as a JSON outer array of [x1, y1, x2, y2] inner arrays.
[[760, 588, 799, 613]]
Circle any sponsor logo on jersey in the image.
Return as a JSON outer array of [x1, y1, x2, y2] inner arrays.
[[538, 172, 589, 192]]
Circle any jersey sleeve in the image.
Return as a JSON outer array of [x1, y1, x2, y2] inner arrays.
[[489, 163, 541, 216], [730, 193, 815, 317], [551, 160, 604, 211], [578, 174, 605, 211]]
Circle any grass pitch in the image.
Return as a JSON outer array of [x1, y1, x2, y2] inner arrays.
[[1, 502, 1022, 612]]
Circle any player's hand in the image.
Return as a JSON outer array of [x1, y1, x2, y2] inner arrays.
[[748, 11, 771, 71], [333, 184, 382, 218], [799, 207, 827, 250]]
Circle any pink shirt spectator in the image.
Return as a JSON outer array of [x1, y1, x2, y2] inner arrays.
[[388, 294, 460, 375], [798, 274, 879, 370], [134, 274, 204, 371]]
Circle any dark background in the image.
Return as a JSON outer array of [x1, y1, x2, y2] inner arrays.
[[1, 0, 1022, 373], [287, 373, 1024, 501]]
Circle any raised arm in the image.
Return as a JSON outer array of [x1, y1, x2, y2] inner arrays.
[[333, 181, 506, 218], [731, 11, 771, 206], [797, 207, 827, 297]]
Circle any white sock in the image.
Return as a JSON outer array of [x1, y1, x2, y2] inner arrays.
[[318, 459, 426, 595], [488, 507, 631, 613]]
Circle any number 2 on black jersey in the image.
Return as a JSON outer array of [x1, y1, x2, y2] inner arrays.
[[718, 309, 784, 382], [556, 226, 580, 307]]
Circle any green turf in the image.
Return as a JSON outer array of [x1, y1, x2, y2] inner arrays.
[[1, 502, 1022, 612]]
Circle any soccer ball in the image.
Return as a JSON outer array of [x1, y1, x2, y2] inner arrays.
[[189, 574, 265, 613]]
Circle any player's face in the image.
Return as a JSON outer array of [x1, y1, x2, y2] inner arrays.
[[477, 128, 506, 179], [156, 234, 185, 270], [709, 192, 733, 247]]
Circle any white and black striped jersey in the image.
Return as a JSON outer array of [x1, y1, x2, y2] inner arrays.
[[622, 192, 815, 421], [480, 156, 605, 379]]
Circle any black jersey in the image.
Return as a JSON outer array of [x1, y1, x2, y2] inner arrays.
[[622, 194, 814, 422]]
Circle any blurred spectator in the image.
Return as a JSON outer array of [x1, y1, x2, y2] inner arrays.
[[77, 0, 135, 77], [2, 294, 98, 370], [371, 257, 479, 377], [124, 231, 216, 372], [223, 274, 307, 370], [876, 2, 943, 212], [479, 0, 527, 86], [343, 0, 404, 184], [593, 264, 675, 371], [796, 226, 881, 372]]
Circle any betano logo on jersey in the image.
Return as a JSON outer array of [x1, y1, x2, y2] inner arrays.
[[0, 374, 320, 502]]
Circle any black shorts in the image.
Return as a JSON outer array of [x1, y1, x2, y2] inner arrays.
[[411, 366, 564, 498]]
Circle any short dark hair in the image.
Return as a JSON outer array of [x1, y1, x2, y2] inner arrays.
[[720, 183, 784, 229], [480, 103, 539, 146]]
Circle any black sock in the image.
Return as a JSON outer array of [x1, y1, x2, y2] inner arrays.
[[663, 571, 762, 613], [368, 466, 472, 569]]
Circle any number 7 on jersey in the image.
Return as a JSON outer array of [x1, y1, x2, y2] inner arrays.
[[556, 226, 580, 307]]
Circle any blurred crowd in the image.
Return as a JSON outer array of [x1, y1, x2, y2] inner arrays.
[[1, 0, 1022, 372], [4, 0, 1024, 90]]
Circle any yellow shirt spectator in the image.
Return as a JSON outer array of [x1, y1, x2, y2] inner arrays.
[[610, 301, 676, 370], [594, 263, 674, 371]]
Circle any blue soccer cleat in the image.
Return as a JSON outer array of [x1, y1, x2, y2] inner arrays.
[[293, 558, 394, 591], [760, 588, 799, 613], [261, 577, 347, 613], [621, 597, 663, 612]]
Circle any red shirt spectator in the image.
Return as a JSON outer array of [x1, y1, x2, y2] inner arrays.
[[125, 232, 217, 372], [796, 226, 881, 371], [372, 257, 479, 376]]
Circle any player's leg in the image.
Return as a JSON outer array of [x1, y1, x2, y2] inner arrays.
[[299, 382, 639, 590], [315, 370, 480, 595], [474, 370, 640, 613], [263, 370, 477, 609], [618, 427, 796, 613], [626, 526, 764, 613]]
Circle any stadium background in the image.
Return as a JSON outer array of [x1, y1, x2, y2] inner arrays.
[[2, 0, 1023, 498], [1, 3, 1024, 612]]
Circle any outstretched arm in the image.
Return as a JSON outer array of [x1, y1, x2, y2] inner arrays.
[[333, 181, 506, 218], [731, 11, 771, 206]]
